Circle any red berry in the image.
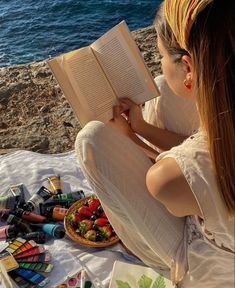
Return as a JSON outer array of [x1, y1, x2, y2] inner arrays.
[[84, 229, 96, 241], [74, 213, 86, 224], [99, 225, 112, 239], [79, 219, 94, 234], [68, 212, 85, 226], [78, 206, 92, 217], [100, 211, 107, 219], [94, 218, 109, 227], [88, 198, 100, 213]]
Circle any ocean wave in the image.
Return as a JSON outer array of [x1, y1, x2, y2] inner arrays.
[[0, 0, 161, 67]]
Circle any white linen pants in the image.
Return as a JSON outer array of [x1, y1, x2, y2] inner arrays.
[[75, 121, 185, 279], [75, 76, 199, 283]]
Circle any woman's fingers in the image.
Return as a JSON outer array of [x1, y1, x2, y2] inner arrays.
[[113, 105, 122, 118]]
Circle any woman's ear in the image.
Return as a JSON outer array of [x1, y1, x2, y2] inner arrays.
[[181, 55, 194, 80]]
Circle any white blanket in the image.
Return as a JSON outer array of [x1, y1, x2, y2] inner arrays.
[[0, 150, 141, 287]]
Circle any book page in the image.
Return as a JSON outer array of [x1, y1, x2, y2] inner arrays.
[[91, 21, 159, 105], [48, 47, 116, 126]]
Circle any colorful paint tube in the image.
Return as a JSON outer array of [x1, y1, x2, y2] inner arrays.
[[52, 190, 85, 201], [41, 206, 68, 221], [5, 237, 27, 254], [14, 246, 45, 259], [13, 240, 37, 256], [0, 225, 19, 240], [0, 208, 11, 221], [15, 208, 47, 223], [47, 175, 63, 194], [16, 252, 51, 263], [8, 271, 37, 288], [24, 186, 52, 212], [9, 183, 26, 207], [40, 200, 72, 212], [13, 268, 49, 287], [6, 214, 32, 233], [19, 262, 53, 273], [30, 223, 65, 239], [0, 195, 19, 210], [18, 231, 47, 244]]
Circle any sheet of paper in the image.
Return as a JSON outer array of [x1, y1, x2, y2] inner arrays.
[[109, 261, 174, 288]]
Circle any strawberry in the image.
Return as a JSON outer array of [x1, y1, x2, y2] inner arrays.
[[78, 206, 92, 217], [75, 213, 86, 225], [99, 225, 112, 240], [94, 218, 109, 227], [68, 212, 85, 226], [79, 219, 94, 235], [88, 198, 100, 213], [100, 211, 107, 219], [84, 229, 96, 241]]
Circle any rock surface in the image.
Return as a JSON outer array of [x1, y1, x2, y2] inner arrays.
[[0, 26, 162, 155]]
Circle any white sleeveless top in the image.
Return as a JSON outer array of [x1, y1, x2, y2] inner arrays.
[[156, 130, 235, 288]]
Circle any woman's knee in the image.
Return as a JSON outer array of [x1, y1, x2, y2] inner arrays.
[[75, 120, 104, 148], [75, 121, 113, 164]]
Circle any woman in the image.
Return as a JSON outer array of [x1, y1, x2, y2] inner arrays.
[[75, 0, 235, 287]]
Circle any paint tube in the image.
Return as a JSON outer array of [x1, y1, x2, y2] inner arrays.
[[0, 209, 11, 222], [44, 206, 68, 221], [15, 208, 47, 223], [47, 175, 63, 194], [0, 225, 19, 240], [52, 190, 85, 201], [8, 183, 25, 207], [0, 195, 19, 210], [6, 214, 32, 233], [18, 231, 47, 244], [24, 186, 52, 211], [30, 223, 65, 239]]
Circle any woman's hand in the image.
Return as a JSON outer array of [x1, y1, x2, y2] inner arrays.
[[108, 105, 134, 137], [119, 98, 146, 135]]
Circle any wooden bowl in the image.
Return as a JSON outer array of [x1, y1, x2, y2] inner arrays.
[[64, 196, 119, 247]]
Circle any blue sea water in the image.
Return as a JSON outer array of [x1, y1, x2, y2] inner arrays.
[[0, 0, 162, 67]]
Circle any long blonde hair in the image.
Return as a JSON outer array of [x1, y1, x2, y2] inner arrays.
[[155, 1, 235, 216]]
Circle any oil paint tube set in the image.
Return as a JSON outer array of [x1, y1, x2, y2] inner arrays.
[[0, 176, 86, 287], [0, 237, 53, 287], [0, 175, 86, 243]]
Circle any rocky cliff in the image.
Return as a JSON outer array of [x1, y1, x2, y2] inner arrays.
[[0, 26, 161, 155]]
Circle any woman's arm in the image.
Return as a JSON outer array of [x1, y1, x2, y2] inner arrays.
[[146, 158, 203, 218], [119, 98, 187, 151], [135, 121, 187, 151], [108, 105, 159, 161]]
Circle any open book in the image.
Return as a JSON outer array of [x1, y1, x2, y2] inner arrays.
[[109, 261, 174, 288], [48, 21, 159, 127]]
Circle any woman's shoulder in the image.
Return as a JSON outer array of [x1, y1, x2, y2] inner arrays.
[[150, 130, 234, 251], [156, 130, 210, 169], [146, 156, 203, 218], [146, 130, 211, 218]]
